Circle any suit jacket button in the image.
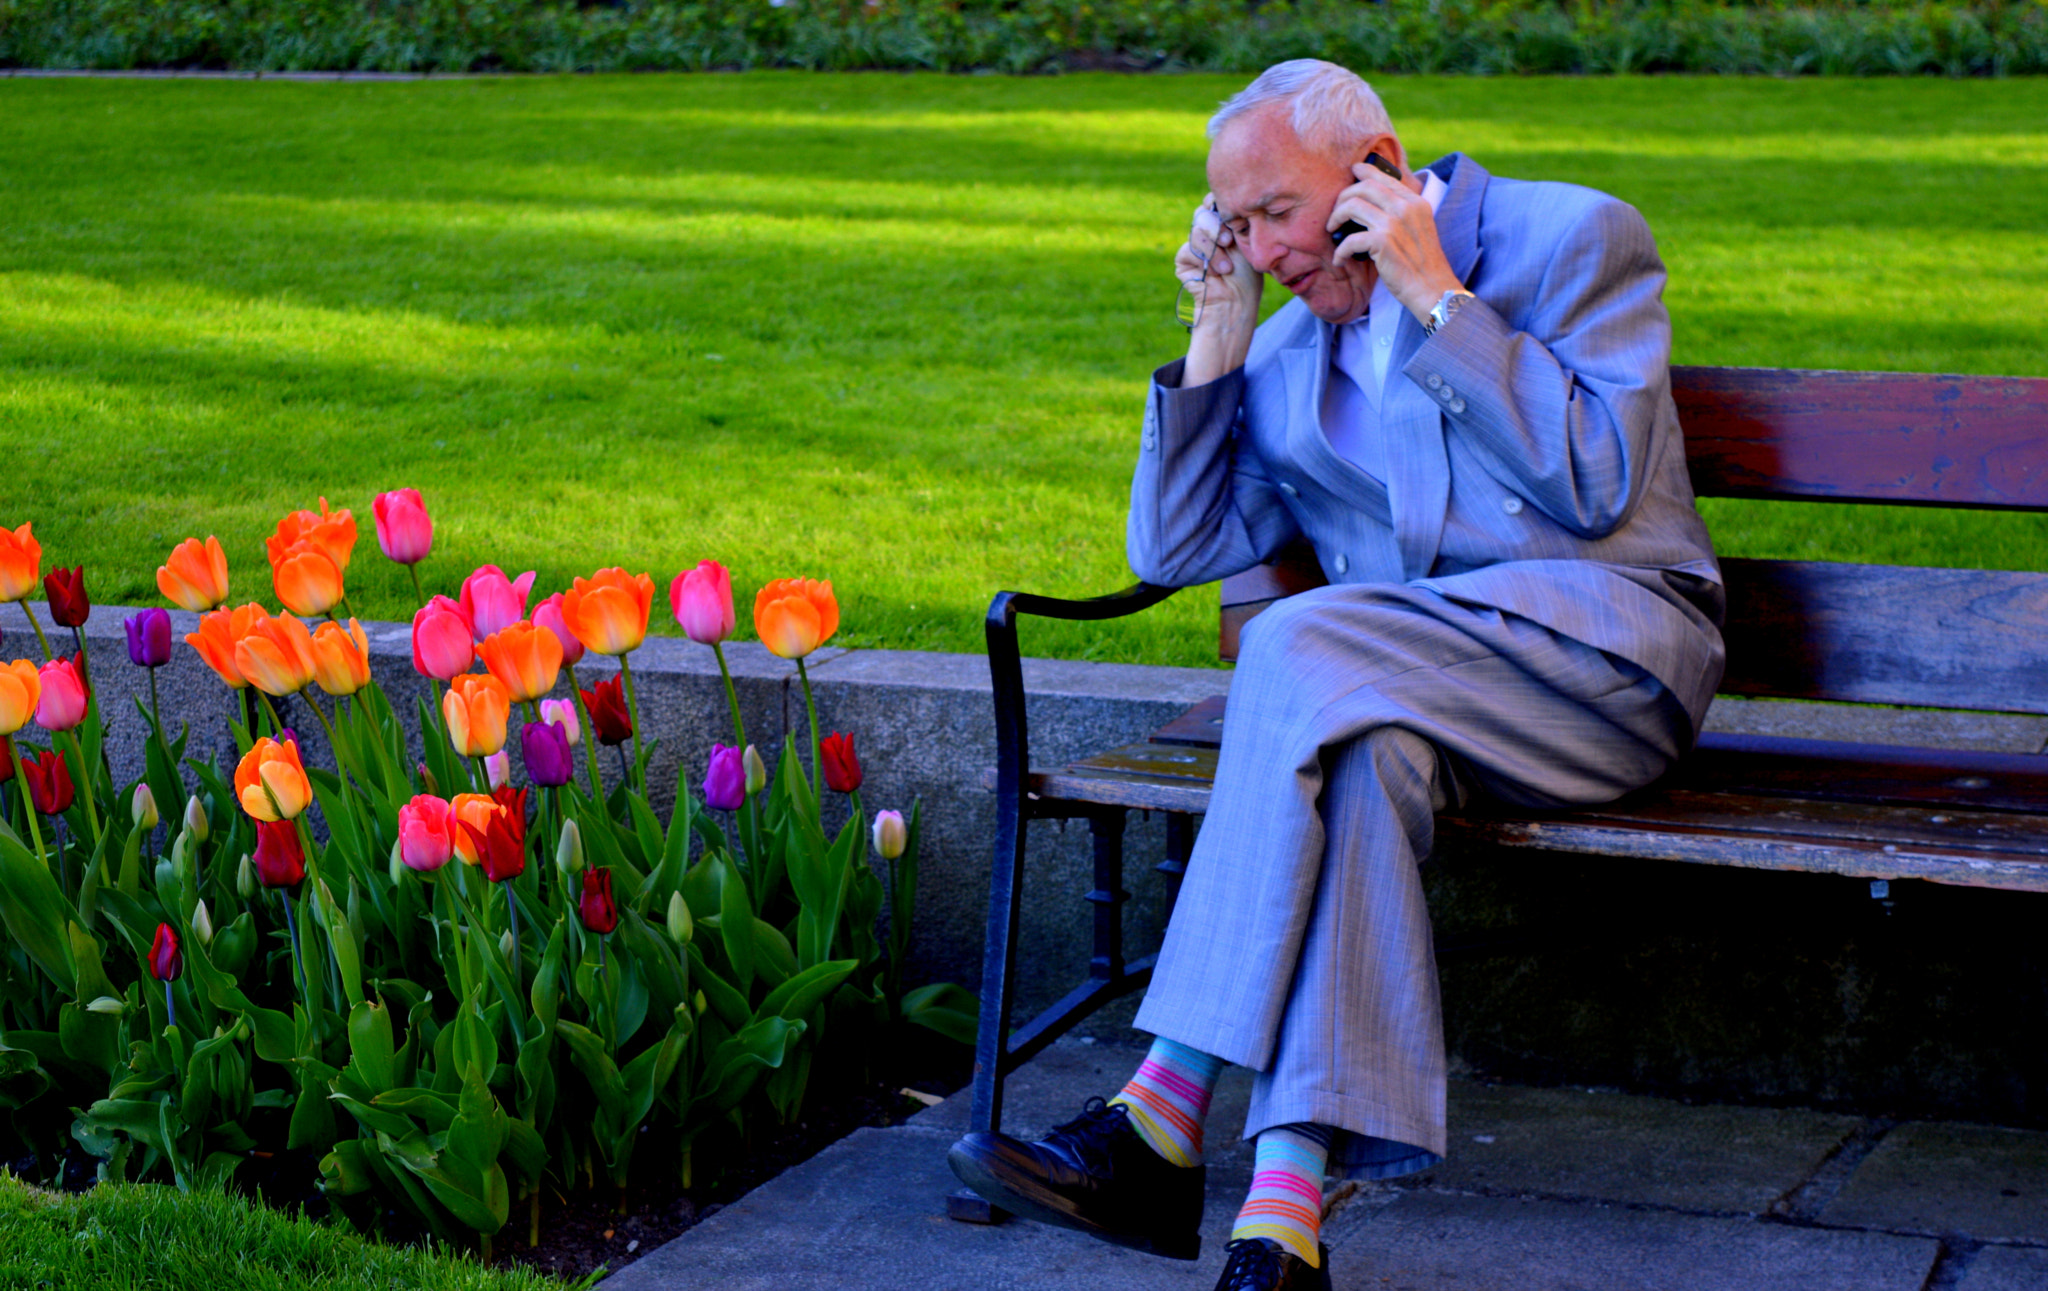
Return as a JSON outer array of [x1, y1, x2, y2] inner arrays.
[[1449, 397, 1467, 413], [1334, 553, 1350, 575], [1439, 385, 1456, 401], [1425, 374, 1443, 390], [1280, 482, 1299, 498], [1502, 496, 1524, 516]]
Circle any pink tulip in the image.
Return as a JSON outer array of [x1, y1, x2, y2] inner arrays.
[[532, 592, 585, 667], [398, 794, 454, 872], [670, 560, 736, 645], [411, 596, 475, 681], [460, 565, 537, 643], [485, 749, 511, 790], [373, 488, 434, 566], [35, 655, 89, 733], [540, 696, 581, 746]]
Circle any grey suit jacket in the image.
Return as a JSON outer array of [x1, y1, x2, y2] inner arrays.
[[1127, 153, 1726, 725]]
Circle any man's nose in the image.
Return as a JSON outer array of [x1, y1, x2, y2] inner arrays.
[[1242, 226, 1284, 275]]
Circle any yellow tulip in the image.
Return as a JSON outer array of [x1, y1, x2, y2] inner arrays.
[[271, 542, 345, 619], [0, 660, 40, 735], [443, 673, 511, 758], [235, 736, 312, 822], [311, 619, 372, 697], [232, 609, 317, 697]]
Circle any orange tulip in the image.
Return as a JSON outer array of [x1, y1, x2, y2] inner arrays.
[[185, 603, 267, 690], [233, 609, 318, 697], [157, 536, 230, 612], [753, 578, 840, 659], [271, 542, 345, 619], [265, 497, 357, 576], [449, 792, 499, 865], [0, 523, 40, 604], [0, 660, 39, 735], [311, 619, 372, 697], [479, 620, 563, 703], [444, 673, 511, 758], [560, 568, 654, 657], [235, 736, 312, 821]]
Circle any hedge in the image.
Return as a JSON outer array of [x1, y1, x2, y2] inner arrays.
[[3, 0, 2046, 76]]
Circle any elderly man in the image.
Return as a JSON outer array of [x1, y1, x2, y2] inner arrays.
[[950, 60, 1723, 1291]]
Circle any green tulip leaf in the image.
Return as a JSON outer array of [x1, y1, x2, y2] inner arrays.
[[0, 829, 77, 994], [902, 982, 981, 1047]]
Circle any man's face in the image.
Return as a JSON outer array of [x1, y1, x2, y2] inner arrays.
[[1207, 106, 1382, 325]]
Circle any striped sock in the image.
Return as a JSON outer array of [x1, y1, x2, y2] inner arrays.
[[1230, 1123, 1332, 1268], [1107, 1037, 1225, 1167]]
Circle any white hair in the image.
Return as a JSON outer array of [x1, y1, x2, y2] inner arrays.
[[1207, 60, 1396, 163]]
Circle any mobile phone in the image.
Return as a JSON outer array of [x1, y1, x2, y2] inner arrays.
[[1330, 151, 1404, 259]]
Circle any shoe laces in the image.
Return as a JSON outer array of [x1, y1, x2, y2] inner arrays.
[[1216, 1237, 1287, 1291], [1042, 1097, 1131, 1174]]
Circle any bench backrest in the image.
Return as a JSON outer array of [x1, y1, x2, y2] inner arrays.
[[1217, 366, 2048, 715]]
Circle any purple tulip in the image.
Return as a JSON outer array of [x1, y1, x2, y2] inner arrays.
[[703, 743, 745, 811], [521, 718, 575, 789], [125, 607, 174, 668]]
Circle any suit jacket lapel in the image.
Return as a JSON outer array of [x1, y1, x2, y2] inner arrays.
[[1281, 327, 1393, 529]]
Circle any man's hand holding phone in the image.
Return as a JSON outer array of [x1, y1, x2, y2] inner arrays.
[[1177, 196, 1263, 386], [1326, 156, 1465, 326]]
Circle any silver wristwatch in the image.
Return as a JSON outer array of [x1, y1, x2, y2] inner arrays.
[[1425, 289, 1475, 336]]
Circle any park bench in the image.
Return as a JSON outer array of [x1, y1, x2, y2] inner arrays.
[[948, 363, 2048, 1222]]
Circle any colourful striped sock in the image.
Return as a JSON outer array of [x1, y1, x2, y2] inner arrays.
[[1230, 1123, 1332, 1268], [1107, 1037, 1226, 1167]]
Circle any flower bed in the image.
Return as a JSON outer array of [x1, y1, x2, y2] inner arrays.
[[0, 496, 974, 1259]]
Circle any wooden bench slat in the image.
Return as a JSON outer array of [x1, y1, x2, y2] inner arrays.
[[1683, 733, 2048, 813], [1566, 790, 2048, 858]]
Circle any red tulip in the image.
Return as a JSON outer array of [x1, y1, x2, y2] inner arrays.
[[149, 923, 183, 982], [490, 784, 529, 846], [411, 596, 474, 681], [0, 736, 13, 783], [44, 567, 89, 628], [578, 867, 619, 936], [821, 731, 862, 793], [580, 676, 633, 746], [373, 488, 434, 566], [460, 807, 526, 884], [252, 818, 307, 889], [24, 749, 73, 815]]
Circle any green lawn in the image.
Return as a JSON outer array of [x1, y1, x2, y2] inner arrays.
[[2, 73, 2045, 668]]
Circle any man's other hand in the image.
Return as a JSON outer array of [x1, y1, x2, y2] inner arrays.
[[1178, 196, 1262, 386]]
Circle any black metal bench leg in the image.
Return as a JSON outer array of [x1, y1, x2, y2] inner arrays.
[[1087, 808, 1130, 982], [1158, 811, 1195, 914], [949, 764, 1029, 1224]]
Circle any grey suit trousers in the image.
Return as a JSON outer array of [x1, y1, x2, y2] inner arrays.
[[1131, 579, 1691, 1178]]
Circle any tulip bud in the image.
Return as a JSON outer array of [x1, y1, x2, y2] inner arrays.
[[417, 761, 442, 798], [556, 817, 584, 878], [743, 744, 767, 795], [500, 929, 518, 962], [666, 892, 693, 945], [485, 749, 511, 791], [694, 990, 707, 1016], [237, 853, 257, 899], [191, 899, 215, 947], [86, 995, 126, 1015], [389, 839, 406, 885], [183, 794, 210, 843], [132, 783, 160, 832], [872, 809, 907, 860]]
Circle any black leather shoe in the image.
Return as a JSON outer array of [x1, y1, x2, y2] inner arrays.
[[1212, 1237, 1332, 1291], [947, 1097, 1205, 1260]]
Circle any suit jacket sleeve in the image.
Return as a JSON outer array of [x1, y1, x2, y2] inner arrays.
[[1126, 358, 1303, 587], [1406, 196, 1672, 539]]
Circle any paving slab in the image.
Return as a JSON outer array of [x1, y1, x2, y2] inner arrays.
[[1325, 1190, 1940, 1291], [1821, 1121, 2048, 1240], [1961, 1243, 2048, 1290], [1396, 1080, 1862, 1215]]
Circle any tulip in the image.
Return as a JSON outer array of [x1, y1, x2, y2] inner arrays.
[[183, 794, 209, 842], [191, 899, 214, 947], [235, 736, 311, 822], [397, 794, 454, 872], [821, 731, 862, 793], [373, 488, 434, 566], [531, 593, 585, 667], [252, 818, 306, 889], [265, 498, 356, 576], [132, 783, 160, 831], [237, 853, 257, 899], [310, 618, 372, 697], [463, 807, 526, 884], [556, 817, 584, 878], [150, 923, 183, 982], [703, 743, 745, 811], [185, 603, 265, 690], [0, 660, 38, 735], [522, 719, 574, 788], [0, 523, 41, 603], [44, 567, 88, 628], [157, 536, 230, 612], [490, 785, 529, 845], [485, 749, 510, 789], [753, 578, 840, 659], [670, 560, 736, 645], [666, 891, 693, 945], [580, 676, 633, 746], [873, 808, 907, 860], [540, 697, 580, 745], [449, 793, 498, 865], [444, 673, 511, 758], [124, 608, 173, 669], [233, 609, 317, 698], [24, 750, 73, 815], [270, 542, 344, 619], [460, 565, 537, 643], [560, 568, 654, 657], [0, 737, 12, 783], [744, 744, 767, 795], [411, 596, 474, 681], [34, 656, 89, 733], [575, 867, 619, 936], [479, 621, 563, 703]]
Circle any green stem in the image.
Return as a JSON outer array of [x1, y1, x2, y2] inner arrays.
[[69, 625, 91, 693], [566, 664, 604, 803], [148, 668, 164, 745], [258, 692, 286, 741], [797, 656, 822, 807], [712, 642, 747, 753], [63, 729, 100, 847], [617, 652, 646, 796], [408, 564, 426, 612], [280, 889, 310, 1012], [9, 741, 47, 869], [19, 601, 53, 663]]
